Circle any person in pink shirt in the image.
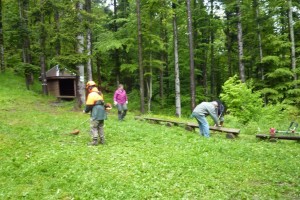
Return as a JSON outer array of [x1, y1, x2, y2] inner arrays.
[[113, 84, 128, 121]]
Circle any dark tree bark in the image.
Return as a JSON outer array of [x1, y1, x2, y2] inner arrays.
[[159, 16, 167, 106], [0, 0, 4, 72], [237, 0, 245, 82], [253, 0, 263, 79], [288, 0, 297, 86], [54, 10, 60, 56], [18, 0, 33, 90], [96, 52, 102, 87], [113, 0, 120, 85], [225, 10, 233, 77], [187, 0, 196, 110], [253, 0, 266, 105], [210, 0, 215, 97], [40, 0, 48, 95], [136, 0, 145, 113]]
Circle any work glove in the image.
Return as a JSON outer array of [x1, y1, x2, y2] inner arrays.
[[126, 101, 128, 104], [114, 101, 118, 106]]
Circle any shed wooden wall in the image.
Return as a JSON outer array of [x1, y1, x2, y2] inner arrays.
[[47, 80, 60, 97]]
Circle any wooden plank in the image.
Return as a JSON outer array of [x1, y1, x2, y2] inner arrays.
[[134, 116, 240, 135], [57, 95, 75, 98], [256, 134, 300, 141], [186, 122, 240, 135], [134, 116, 143, 120], [142, 117, 186, 126]]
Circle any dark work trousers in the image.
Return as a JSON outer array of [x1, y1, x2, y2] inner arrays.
[[117, 103, 128, 120]]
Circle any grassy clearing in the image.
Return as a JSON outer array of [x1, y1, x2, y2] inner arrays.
[[0, 71, 299, 199]]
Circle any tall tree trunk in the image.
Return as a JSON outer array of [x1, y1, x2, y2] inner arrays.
[[86, 0, 92, 81], [40, 0, 47, 95], [86, 29, 92, 81], [288, 0, 297, 86], [0, 0, 4, 72], [187, 0, 196, 110], [136, 0, 145, 113], [237, 0, 245, 82], [76, 1, 85, 108], [113, 0, 120, 85], [159, 16, 166, 106], [172, 2, 181, 117], [193, 0, 207, 96], [54, 10, 60, 56], [254, 0, 263, 79], [160, 53, 164, 106], [96, 52, 102, 87], [210, 0, 215, 97], [254, 0, 266, 105], [147, 53, 153, 112], [225, 10, 233, 77], [18, 0, 33, 90]]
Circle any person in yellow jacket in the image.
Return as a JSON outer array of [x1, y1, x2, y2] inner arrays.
[[84, 81, 107, 146]]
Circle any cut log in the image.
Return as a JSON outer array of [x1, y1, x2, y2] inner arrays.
[[134, 116, 143, 121], [256, 134, 300, 141], [134, 116, 240, 137], [142, 117, 186, 126], [226, 133, 236, 139], [186, 123, 240, 135], [166, 122, 173, 127]]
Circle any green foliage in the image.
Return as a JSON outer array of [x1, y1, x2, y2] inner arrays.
[[120, 63, 138, 73], [220, 75, 263, 124], [94, 32, 126, 52], [1, 0, 300, 117], [267, 67, 294, 78]]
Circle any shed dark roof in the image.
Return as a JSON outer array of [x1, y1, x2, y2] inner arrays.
[[46, 65, 76, 78]]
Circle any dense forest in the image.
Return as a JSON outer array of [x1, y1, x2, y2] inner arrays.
[[0, 0, 299, 116]]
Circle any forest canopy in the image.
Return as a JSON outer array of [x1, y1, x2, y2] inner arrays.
[[0, 0, 299, 115]]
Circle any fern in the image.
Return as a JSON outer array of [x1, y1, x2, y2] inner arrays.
[[267, 67, 293, 78]]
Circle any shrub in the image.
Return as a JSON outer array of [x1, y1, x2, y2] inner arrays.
[[220, 76, 263, 124]]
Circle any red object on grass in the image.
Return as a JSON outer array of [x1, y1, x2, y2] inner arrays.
[[270, 128, 276, 136]]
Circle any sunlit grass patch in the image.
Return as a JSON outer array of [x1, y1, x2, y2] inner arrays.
[[0, 72, 299, 199]]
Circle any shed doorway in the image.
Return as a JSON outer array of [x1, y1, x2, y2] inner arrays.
[[59, 79, 75, 97]]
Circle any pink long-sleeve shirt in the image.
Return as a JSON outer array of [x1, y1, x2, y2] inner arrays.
[[113, 89, 128, 104]]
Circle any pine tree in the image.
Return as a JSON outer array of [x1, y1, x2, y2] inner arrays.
[[0, 0, 4, 72]]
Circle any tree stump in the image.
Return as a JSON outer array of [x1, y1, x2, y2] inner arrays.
[[226, 133, 235, 139], [185, 125, 194, 131]]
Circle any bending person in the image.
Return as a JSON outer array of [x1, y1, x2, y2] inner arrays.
[[191, 101, 220, 138]]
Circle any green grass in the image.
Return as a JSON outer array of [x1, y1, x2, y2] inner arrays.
[[0, 71, 300, 199]]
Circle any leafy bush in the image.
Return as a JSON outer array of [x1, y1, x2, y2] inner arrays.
[[220, 75, 263, 124]]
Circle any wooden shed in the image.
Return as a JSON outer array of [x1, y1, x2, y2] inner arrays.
[[46, 65, 77, 99]]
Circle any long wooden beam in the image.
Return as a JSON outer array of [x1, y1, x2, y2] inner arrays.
[[135, 116, 240, 135], [256, 134, 300, 141], [186, 123, 240, 135]]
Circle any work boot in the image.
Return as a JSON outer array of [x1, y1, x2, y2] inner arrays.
[[121, 110, 127, 120], [88, 139, 98, 146], [99, 138, 105, 145], [118, 111, 122, 121]]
